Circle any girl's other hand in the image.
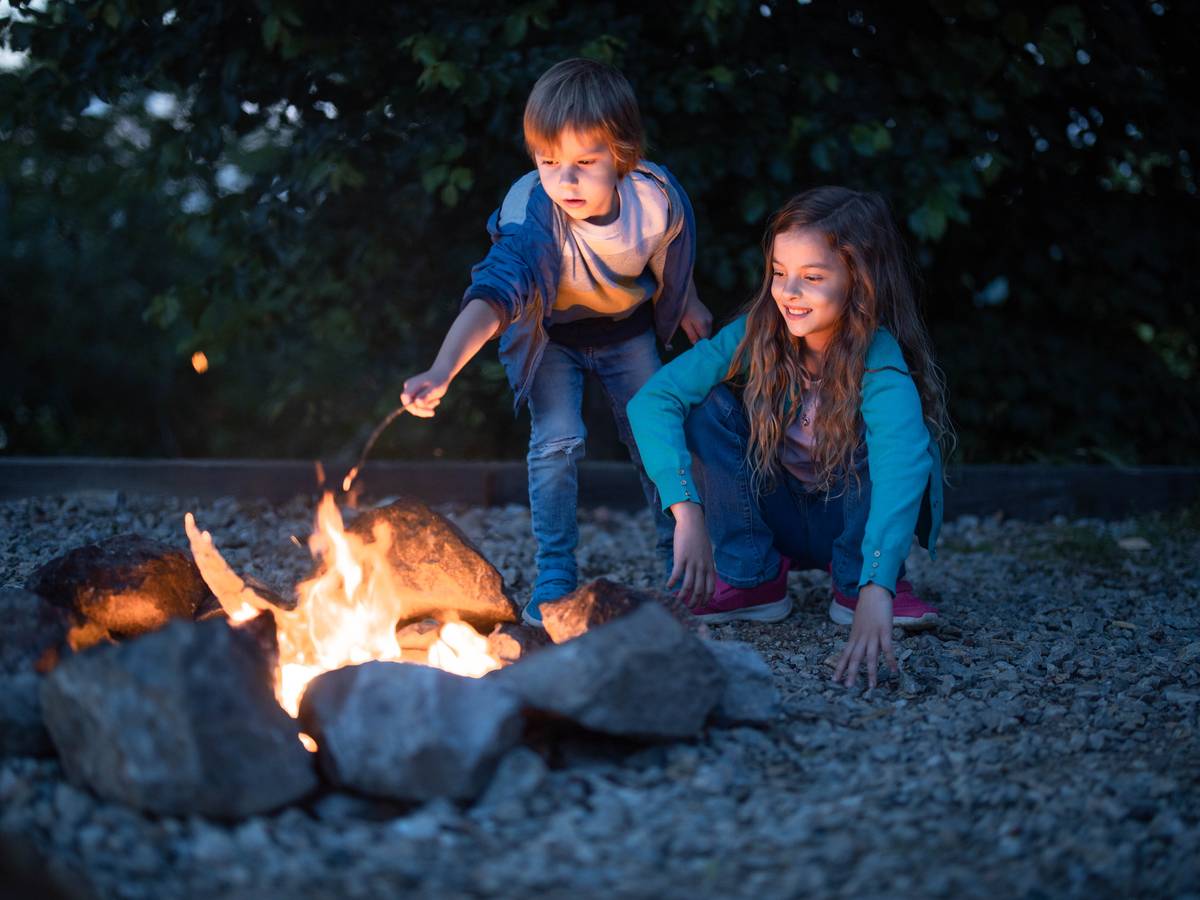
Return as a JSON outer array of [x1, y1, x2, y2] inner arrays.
[[832, 583, 899, 689], [678, 295, 714, 345], [400, 368, 451, 418], [666, 501, 715, 607]]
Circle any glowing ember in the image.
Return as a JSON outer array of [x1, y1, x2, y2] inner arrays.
[[429, 622, 503, 678], [191, 351, 209, 374], [186, 493, 503, 717], [298, 732, 319, 753], [227, 603, 260, 624]]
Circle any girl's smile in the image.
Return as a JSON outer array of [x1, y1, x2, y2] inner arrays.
[[770, 228, 850, 356]]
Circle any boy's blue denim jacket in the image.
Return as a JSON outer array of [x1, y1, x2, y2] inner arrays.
[[462, 161, 699, 412], [627, 315, 943, 594]]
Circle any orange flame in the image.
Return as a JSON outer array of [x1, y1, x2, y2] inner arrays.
[[187, 494, 502, 717], [429, 622, 502, 678], [191, 351, 209, 374]]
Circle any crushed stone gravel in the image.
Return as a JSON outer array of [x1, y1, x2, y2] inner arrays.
[[2, 490, 1198, 899]]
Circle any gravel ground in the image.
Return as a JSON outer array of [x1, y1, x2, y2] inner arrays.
[[2, 490, 1199, 900]]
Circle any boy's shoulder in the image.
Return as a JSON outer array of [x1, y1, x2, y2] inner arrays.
[[634, 159, 670, 183], [497, 170, 547, 228], [634, 159, 692, 200]]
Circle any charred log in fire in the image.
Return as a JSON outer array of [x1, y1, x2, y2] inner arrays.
[[185, 494, 507, 716]]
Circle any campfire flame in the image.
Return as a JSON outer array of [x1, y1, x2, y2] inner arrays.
[[186, 493, 501, 717], [429, 622, 502, 678]]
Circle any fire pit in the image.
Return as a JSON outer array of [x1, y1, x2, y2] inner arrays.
[[186, 493, 507, 717], [18, 494, 779, 819]]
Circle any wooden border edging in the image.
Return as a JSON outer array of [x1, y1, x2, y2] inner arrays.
[[0, 457, 1197, 522]]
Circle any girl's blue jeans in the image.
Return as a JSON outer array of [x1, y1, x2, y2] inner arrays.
[[683, 383, 882, 598], [526, 329, 674, 604]]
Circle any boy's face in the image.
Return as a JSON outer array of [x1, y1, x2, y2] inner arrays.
[[533, 129, 620, 224]]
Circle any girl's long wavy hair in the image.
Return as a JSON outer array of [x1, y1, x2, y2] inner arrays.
[[727, 187, 955, 495]]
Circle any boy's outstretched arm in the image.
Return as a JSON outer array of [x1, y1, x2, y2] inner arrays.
[[400, 299, 502, 418]]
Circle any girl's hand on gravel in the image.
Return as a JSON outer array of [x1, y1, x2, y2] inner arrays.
[[833, 583, 899, 689], [666, 502, 715, 607]]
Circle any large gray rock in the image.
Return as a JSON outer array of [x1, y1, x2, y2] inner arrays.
[[540, 578, 707, 644], [346, 499, 519, 630], [704, 640, 781, 726], [40, 619, 317, 817], [475, 746, 549, 813], [26, 534, 212, 648], [0, 587, 71, 756], [492, 603, 726, 739], [299, 660, 524, 802]]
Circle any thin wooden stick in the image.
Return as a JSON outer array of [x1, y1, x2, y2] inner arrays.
[[341, 405, 407, 492]]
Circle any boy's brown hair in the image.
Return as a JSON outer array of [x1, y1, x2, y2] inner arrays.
[[523, 59, 645, 177]]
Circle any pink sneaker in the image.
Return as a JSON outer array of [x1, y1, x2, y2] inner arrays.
[[689, 559, 793, 624], [828, 575, 940, 629]]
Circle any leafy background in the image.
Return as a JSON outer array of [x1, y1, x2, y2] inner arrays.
[[1, 0, 1196, 465]]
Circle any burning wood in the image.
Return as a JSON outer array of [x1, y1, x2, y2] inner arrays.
[[184, 513, 285, 623], [341, 404, 408, 493], [185, 493, 504, 716]]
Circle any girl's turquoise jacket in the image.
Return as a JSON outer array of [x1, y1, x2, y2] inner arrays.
[[627, 315, 942, 594]]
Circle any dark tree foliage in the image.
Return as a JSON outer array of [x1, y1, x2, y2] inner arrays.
[[1, 0, 1196, 463]]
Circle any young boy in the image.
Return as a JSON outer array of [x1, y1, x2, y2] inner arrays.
[[399, 58, 712, 626]]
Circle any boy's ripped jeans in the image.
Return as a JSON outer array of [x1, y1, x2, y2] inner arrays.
[[525, 329, 674, 605]]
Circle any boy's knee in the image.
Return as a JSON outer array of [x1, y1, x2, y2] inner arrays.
[[528, 435, 586, 460]]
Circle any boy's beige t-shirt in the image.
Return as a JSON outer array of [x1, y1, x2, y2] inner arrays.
[[550, 171, 671, 325]]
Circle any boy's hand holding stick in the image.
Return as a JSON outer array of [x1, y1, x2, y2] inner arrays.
[[342, 300, 502, 493], [398, 368, 451, 418]]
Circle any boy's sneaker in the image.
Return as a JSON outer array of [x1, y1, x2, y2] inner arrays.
[[689, 559, 793, 625], [828, 576, 940, 629], [522, 578, 575, 628], [521, 601, 545, 628], [523, 578, 578, 628]]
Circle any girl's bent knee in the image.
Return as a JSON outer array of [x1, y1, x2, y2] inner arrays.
[[684, 386, 744, 446]]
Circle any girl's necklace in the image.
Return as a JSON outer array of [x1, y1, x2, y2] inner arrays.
[[799, 372, 822, 428], [801, 376, 820, 429]]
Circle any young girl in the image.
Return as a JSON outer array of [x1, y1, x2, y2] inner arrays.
[[627, 187, 953, 689]]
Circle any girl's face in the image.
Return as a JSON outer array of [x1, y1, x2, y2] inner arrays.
[[534, 128, 621, 224], [770, 227, 851, 357]]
